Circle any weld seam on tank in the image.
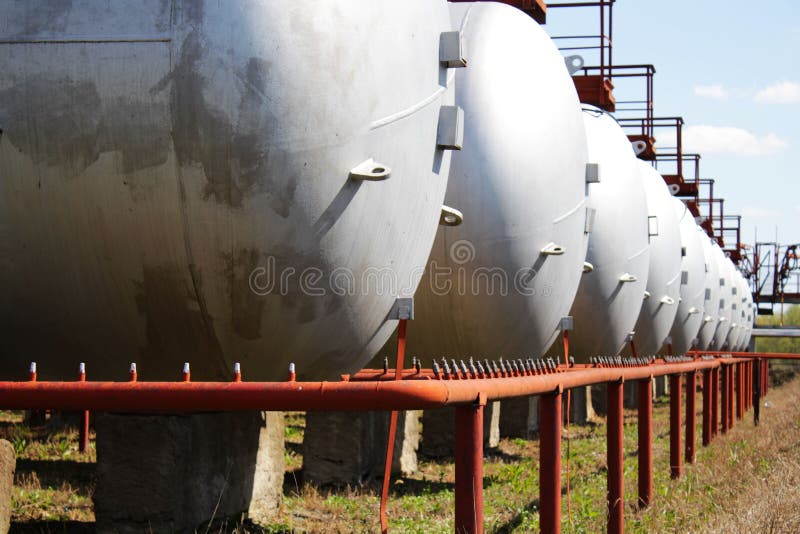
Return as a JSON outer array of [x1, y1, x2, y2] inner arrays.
[[628, 245, 650, 261], [370, 72, 456, 130], [552, 197, 587, 224]]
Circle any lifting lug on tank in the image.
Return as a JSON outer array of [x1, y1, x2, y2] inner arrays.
[[348, 158, 392, 181], [440, 205, 464, 226]]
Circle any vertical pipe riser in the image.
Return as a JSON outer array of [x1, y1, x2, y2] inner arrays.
[[702, 370, 712, 446], [540, 390, 562, 534], [455, 404, 484, 534], [607, 381, 624, 534], [637, 379, 653, 508], [669, 374, 682, 479], [685, 372, 696, 464]]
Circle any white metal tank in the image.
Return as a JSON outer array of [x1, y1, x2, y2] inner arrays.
[[409, 2, 590, 360], [734, 274, 750, 350], [567, 107, 650, 360], [726, 269, 743, 350], [627, 162, 681, 356], [696, 237, 721, 349], [0, 0, 457, 380], [711, 252, 735, 350], [724, 259, 741, 350], [741, 286, 754, 350], [666, 198, 706, 355]]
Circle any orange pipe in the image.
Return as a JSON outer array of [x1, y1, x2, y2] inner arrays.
[[0, 360, 725, 413]]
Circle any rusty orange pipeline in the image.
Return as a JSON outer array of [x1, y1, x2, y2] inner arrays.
[[0, 360, 724, 413]]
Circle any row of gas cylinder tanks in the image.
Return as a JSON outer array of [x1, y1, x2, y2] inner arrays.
[[0, 1, 752, 381]]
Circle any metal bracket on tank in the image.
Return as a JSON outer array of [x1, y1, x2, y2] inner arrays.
[[584, 207, 596, 234], [437, 106, 464, 150], [648, 216, 659, 238], [643, 291, 651, 300], [349, 158, 392, 181], [660, 296, 675, 306], [540, 242, 566, 256], [585, 163, 600, 183], [582, 262, 594, 274], [564, 55, 584, 75], [440, 31, 467, 68], [688, 307, 702, 315], [388, 298, 414, 321], [439, 205, 464, 226], [625, 332, 635, 343], [619, 273, 638, 283]]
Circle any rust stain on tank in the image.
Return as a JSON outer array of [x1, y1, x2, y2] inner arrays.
[[223, 248, 266, 340], [0, 76, 169, 180], [134, 265, 228, 380], [155, 28, 298, 214]]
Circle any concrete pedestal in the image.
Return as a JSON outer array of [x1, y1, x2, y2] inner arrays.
[[420, 402, 500, 458], [500, 397, 539, 438], [623, 381, 639, 409], [570, 386, 598, 424], [94, 411, 284, 533], [654, 376, 669, 398], [302, 410, 420, 486], [0, 440, 14, 534]]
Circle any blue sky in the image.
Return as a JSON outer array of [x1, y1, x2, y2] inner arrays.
[[544, 0, 800, 247]]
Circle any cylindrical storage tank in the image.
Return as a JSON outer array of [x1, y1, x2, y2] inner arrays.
[[696, 237, 721, 349], [409, 2, 590, 360], [732, 274, 746, 350], [665, 198, 706, 355], [724, 259, 741, 350], [626, 162, 681, 356], [736, 274, 751, 350], [0, 0, 456, 380], [742, 289, 754, 350], [711, 252, 735, 350], [724, 267, 739, 351], [566, 107, 650, 359]]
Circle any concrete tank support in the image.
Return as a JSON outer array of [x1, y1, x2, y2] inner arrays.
[[654, 375, 669, 398], [302, 410, 420, 485], [573, 386, 598, 423], [420, 404, 499, 458], [0, 440, 14, 534], [499, 396, 540, 438], [94, 412, 284, 532]]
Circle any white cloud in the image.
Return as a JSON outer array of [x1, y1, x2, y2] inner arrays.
[[754, 81, 800, 104], [682, 125, 788, 156], [693, 84, 728, 100], [742, 206, 782, 218]]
